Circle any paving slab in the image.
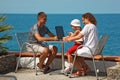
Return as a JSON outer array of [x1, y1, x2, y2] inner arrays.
[[3, 68, 107, 80]]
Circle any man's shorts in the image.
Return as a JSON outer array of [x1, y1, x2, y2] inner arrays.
[[26, 43, 53, 53]]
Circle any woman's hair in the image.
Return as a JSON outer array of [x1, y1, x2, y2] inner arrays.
[[37, 12, 47, 19], [82, 12, 97, 25]]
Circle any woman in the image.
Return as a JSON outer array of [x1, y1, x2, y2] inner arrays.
[[63, 12, 98, 77]]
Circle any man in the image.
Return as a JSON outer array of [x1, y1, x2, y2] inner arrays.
[[28, 12, 58, 74]]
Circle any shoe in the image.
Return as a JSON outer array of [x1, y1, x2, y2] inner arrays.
[[43, 66, 51, 74], [64, 62, 73, 75], [37, 64, 44, 72], [83, 65, 91, 73], [73, 70, 85, 77], [65, 61, 73, 68], [64, 66, 71, 74], [37, 63, 50, 73]]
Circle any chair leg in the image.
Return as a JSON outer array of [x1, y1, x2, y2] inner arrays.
[[29, 45, 38, 75], [15, 51, 22, 73], [32, 49, 38, 75], [101, 55, 107, 74], [69, 54, 77, 78], [15, 57, 20, 73], [33, 53, 36, 69], [33, 53, 37, 75], [92, 57, 99, 80], [34, 54, 38, 75]]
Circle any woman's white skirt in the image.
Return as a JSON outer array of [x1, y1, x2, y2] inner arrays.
[[77, 47, 93, 57]]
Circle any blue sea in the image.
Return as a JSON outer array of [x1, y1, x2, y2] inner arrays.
[[2, 14, 120, 56]]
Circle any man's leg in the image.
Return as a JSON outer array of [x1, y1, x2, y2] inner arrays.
[[44, 46, 57, 69], [38, 47, 49, 69]]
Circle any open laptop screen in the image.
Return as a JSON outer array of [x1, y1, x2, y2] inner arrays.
[[55, 26, 65, 40]]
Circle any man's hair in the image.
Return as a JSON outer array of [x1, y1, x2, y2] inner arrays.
[[37, 12, 47, 19], [82, 12, 97, 25]]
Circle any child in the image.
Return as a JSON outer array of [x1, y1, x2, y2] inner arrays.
[[64, 19, 83, 73]]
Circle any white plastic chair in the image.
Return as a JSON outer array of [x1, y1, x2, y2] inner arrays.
[[69, 35, 108, 80], [15, 32, 41, 75]]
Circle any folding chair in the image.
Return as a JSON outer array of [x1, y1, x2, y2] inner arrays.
[[0, 75, 17, 80], [69, 35, 108, 80], [15, 32, 39, 75]]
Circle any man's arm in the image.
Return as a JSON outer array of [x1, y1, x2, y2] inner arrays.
[[34, 33, 57, 42], [48, 32, 55, 37]]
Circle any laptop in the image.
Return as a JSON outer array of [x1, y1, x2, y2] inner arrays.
[[55, 26, 65, 41]]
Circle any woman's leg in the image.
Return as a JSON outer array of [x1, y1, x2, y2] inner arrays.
[[77, 57, 90, 73], [74, 57, 85, 76], [76, 47, 91, 74]]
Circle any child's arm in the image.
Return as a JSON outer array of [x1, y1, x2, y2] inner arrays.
[[63, 30, 80, 41], [68, 32, 74, 36], [71, 30, 80, 37]]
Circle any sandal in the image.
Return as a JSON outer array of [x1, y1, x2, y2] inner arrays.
[[83, 65, 91, 73], [37, 63, 50, 73], [37, 63, 47, 68], [73, 70, 85, 77], [42, 67, 50, 74]]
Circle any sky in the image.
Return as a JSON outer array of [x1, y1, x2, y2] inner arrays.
[[0, 0, 120, 14]]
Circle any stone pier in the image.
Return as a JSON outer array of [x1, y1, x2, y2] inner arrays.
[[107, 62, 120, 80], [0, 54, 16, 74]]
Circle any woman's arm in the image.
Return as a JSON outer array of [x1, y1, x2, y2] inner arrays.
[[63, 33, 83, 42]]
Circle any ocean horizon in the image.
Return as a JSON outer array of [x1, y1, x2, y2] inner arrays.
[[2, 13, 120, 56]]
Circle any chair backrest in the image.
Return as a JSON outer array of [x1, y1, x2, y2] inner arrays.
[[94, 35, 108, 55], [15, 32, 30, 49]]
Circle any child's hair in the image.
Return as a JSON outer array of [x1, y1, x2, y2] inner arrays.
[[76, 27, 82, 31], [82, 12, 97, 26]]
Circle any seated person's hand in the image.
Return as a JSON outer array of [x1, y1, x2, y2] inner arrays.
[[63, 37, 68, 41], [53, 36, 58, 41], [68, 32, 73, 36]]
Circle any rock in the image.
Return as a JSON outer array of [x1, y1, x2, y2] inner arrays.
[[0, 54, 17, 74]]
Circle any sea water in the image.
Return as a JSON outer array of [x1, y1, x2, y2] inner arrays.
[[2, 14, 120, 56]]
